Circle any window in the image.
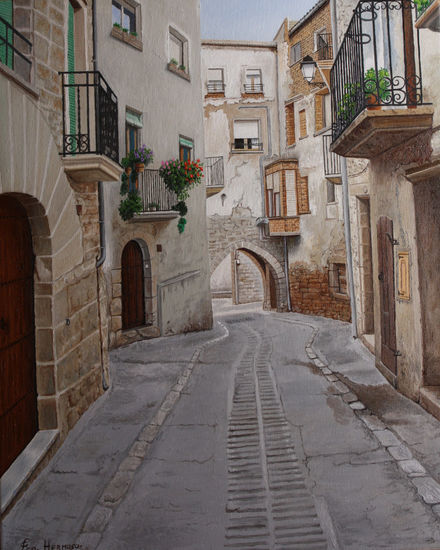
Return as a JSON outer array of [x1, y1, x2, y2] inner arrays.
[[112, 1, 136, 33], [233, 120, 262, 151], [323, 93, 332, 128], [327, 180, 336, 204], [169, 27, 188, 72], [125, 109, 142, 155], [266, 172, 281, 217], [299, 109, 307, 138], [290, 42, 301, 65], [179, 136, 193, 161], [314, 27, 327, 51], [207, 68, 224, 93], [315, 93, 331, 133], [244, 69, 263, 93], [285, 103, 295, 146], [331, 263, 348, 295]]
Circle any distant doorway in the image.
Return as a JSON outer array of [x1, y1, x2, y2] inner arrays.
[[121, 240, 145, 329], [0, 195, 38, 476]]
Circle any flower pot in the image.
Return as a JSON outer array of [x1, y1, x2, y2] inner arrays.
[[135, 162, 145, 173], [366, 94, 381, 110], [125, 166, 132, 175]]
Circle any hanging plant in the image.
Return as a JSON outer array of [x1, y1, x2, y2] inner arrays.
[[118, 146, 154, 221], [159, 158, 203, 233]]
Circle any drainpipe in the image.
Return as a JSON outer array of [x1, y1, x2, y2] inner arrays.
[[92, 1, 109, 389], [330, 0, 357, 338], [284, 236, 291, 311]]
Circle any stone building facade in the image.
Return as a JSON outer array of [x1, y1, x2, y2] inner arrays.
[[272, 2, 351, 322], [96, 1, 213, 347], [202, 40, 289, 311], [0, 0, 121, 513], [331, 0, 440, 413]]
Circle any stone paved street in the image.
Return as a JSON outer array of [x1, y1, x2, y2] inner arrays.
[[3, 301, 440, 549]]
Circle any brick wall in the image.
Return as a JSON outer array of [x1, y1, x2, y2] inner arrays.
[[287, 1, 331, 98], [237, 251, 264, 304], [289, 263, 351, 321]]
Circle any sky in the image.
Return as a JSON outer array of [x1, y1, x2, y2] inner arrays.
[[200, 0, 319, 42]]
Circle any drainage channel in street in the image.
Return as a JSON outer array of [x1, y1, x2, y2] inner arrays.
[[225, 321, 328, 550]]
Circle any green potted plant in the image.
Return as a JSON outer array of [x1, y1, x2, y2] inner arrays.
[[414, 0, 431, 16], [337, 82, 360, 123], [179, 64, 186, 72], [113, 22, 122, 30], [159, 158, 203, 233], [118, 146, 154, 221], [364, 67, 391, 108], [170, 58, 178, 66]]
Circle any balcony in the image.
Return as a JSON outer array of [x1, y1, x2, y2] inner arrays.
[[60, 71, 122, 184], [268, 217, 300, 237], [323, 133, 341, 184], [232, 138, 263, 152], [330, 0, 433, 159], [0, 15, 32, 83], [205, 156, 225, 197], [243, 82, 264, 94], [316, 33, 333, 61], [131, 169, 179, 222], [206, 80, 225, 96], [415, 0, 440, 30]]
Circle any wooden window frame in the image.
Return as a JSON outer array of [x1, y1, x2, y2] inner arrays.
[[112, 0, 140, 35], [290, 42, 302, 66], [169, 27, 189, 74], [299, 108, 307, 139], [285, 103, 295, 147]]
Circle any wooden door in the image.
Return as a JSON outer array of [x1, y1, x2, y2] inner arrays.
[[377, 216, 397, 374], [121, 240, 145, 329], [0, 195, 38, 476]]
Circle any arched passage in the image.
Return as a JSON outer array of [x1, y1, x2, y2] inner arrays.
[[0, 195, 38, 475], [122, 240, 146, 329], [210, 241, 287, 312]]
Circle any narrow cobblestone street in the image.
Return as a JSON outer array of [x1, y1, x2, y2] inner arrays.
[[3, 301, 440, 550]]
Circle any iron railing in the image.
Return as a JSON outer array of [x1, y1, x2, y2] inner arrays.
[[138, 169, 177, 212], [0, 15, 32, 82], [244, 82, 264, 93], [317, 32, 333, 61], [331, 0, 426, 142], [207, 80, 225, 93], [60, 71, 119, 163], [204, 156, 224, 188], [323, 133, 341, 177], [232, 138, 263, 151]]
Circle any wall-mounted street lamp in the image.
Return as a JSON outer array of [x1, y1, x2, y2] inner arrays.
[[300, 55, 317, 83]]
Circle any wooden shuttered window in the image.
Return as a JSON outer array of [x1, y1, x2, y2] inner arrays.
[[285, 103, 295, 146], [315, 94, 324, 133], [299, 109, 307, 138], [296, 173, 310, 214], [0, 0, 13, 69]]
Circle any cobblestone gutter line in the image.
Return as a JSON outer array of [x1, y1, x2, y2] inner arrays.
[[75, 322, 230, 550], [276, 316, 440, 519]]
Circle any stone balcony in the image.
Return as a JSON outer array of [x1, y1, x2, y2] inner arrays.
[[268, 216, 300, 237]]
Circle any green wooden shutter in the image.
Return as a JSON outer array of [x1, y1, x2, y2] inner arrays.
[[67, 2, 76, 145], [0, 0, 13, 69]]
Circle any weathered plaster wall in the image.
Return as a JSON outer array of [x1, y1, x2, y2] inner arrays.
[[97, 0, 213, 346]]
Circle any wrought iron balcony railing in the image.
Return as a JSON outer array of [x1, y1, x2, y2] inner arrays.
[[60, 71, 119, 163], [0, 15, 32, 82], [244, 82, 263, 93], [138, 169, 177, 212], [316, 32, 333, 61], [322, 133, 341, 179], [331, 0, 427, 143], [232, 138, 263, 151], [207, 80, 225, 93], [204, 156, 224, 189]]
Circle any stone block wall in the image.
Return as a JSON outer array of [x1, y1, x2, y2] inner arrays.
[[236, 251, 264, 304], [289, 262, 351, 321]]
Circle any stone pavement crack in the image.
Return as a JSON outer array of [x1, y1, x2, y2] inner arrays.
[[224, 321, 328, 550]]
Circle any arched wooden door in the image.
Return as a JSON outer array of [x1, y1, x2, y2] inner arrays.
[[0, 195, 38, 476], [121, 240, 145, 329]]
